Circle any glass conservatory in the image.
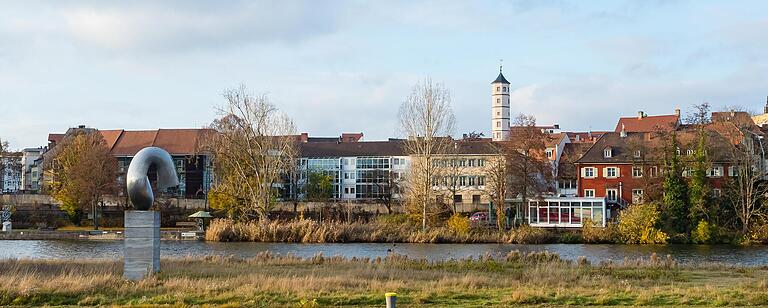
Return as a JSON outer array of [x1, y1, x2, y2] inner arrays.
[[527, 197, 606, 228]]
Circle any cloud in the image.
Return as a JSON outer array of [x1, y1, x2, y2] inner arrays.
[[0, 1, 342, 54]]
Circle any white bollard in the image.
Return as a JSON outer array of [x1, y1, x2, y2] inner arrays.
[[385, 292, 397, 308]]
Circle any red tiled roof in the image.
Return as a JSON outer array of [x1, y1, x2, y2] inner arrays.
[[154, 129, 207, 155], [615, 114, 679, 133], [99, 130, 124, 151], [110, 130, 158, 156], [48, 133, 64, 144]]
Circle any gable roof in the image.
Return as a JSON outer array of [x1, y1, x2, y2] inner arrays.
[[615, 114, 679, 133], [48, 128, 213, 157]]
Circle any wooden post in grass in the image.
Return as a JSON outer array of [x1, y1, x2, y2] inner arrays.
[[385, 292, 397, 308]]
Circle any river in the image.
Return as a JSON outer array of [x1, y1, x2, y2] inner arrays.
[[1, 240, 768, 265]]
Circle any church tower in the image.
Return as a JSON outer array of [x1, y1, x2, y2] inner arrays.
[[491, 66, 511, 141]]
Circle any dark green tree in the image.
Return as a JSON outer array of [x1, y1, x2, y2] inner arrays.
[[305, 171, 333, 201], [662, 132, 690, 234], [688, 130, 710, 225], [686, 103, 712, 230]]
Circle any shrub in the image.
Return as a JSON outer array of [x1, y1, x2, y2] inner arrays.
[[581, 218, 618, 243], [691, 220, 714, 244], [617, 203, 668, 244], [446, 213, 470, 234], [504, 225, 557, 244]]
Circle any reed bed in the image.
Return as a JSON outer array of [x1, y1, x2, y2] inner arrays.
[[1, 252, 767, 306], [205, 218, 564, 244]]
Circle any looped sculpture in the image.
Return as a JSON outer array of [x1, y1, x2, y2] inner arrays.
[[126, 147, 179, 210], [123, 146, 178, 280]]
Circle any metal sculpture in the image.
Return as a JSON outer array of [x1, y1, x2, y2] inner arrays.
[[124, 147, 178, 280], [126, 147, 179, 210]]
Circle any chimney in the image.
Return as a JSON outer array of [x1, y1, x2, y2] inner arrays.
[[78, 124, 86, 129], [300, 132, 308, 143], [637, 111, 644, 119], [620, 124, 627, 138], [674, 108, 681, 117]]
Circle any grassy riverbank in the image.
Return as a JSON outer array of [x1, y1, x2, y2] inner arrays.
[[2, 252, 768, 307]]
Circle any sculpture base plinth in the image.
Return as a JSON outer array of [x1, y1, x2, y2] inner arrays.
[[124, 210, 160, 281]]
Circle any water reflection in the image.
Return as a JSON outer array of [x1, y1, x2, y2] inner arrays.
[[1, 240, 767, 266]]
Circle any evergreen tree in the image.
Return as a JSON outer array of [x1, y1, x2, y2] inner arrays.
[[662, 132, 690, 234], [688, 129, 710, 225]]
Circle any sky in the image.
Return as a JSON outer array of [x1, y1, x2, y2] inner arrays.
[[1, 0, 767, 149]]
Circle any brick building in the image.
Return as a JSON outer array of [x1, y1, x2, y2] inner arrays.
[[575, 111, 761, 219]]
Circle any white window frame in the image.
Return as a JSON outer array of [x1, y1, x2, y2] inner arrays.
[[632, 189, 644, 203], [582, 167, 596, 179], [632, 166, 643, 178], [584, 189, 595, 198], [713, 188, 722, 198], [606, 189, 618, 201], [604, 148, 612, 158], [604, 167, 618, 179], [708, 166, 723, 178]]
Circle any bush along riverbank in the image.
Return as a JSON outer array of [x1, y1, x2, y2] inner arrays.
[[205, 203, 768, 245], [205, 217, 566, 244], [205, 206, 749, 244], [2, 252, 768, 306]]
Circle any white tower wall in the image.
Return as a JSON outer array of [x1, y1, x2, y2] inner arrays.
[[491, 78, 510, 141]]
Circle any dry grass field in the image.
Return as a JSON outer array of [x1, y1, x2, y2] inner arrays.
[[1, 251, 767, 307]]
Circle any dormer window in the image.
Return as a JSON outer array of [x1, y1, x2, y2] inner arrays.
[[634, 150, 641, 158], [604, 147, 613, 158]]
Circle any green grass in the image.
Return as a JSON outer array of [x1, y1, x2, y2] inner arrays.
[[1, 252, 768, 307]]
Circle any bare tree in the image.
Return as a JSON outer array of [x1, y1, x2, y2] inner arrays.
[[729, 130, 768, 234], [398, 79, 456, 230], [372, 169, 399, 215], [483, 146, 508, 230], [204, 85, 297, 222], [444, 142, 467, 214], [505, 114, 554, 210]]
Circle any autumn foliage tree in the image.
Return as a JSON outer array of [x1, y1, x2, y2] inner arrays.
[[45, 130, 117, 226]]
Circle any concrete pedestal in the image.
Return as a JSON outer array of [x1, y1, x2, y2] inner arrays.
[[124, 210, 160, 281], [2, 222, 11, 232]]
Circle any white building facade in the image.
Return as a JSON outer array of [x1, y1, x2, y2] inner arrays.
[[0, 153, 22, 194]]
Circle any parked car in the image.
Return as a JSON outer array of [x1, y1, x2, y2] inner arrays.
[[469, 211, 489, 225]]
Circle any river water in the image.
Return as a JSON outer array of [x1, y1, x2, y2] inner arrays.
[[1, 240, 768, 266]]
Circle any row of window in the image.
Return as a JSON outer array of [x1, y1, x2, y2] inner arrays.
[[582, 187, 722, 201], [432, 158, 486, 168], [528, 201, 605, 225], [582, 165, 735, 179], [431, 175, 486, 187]]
